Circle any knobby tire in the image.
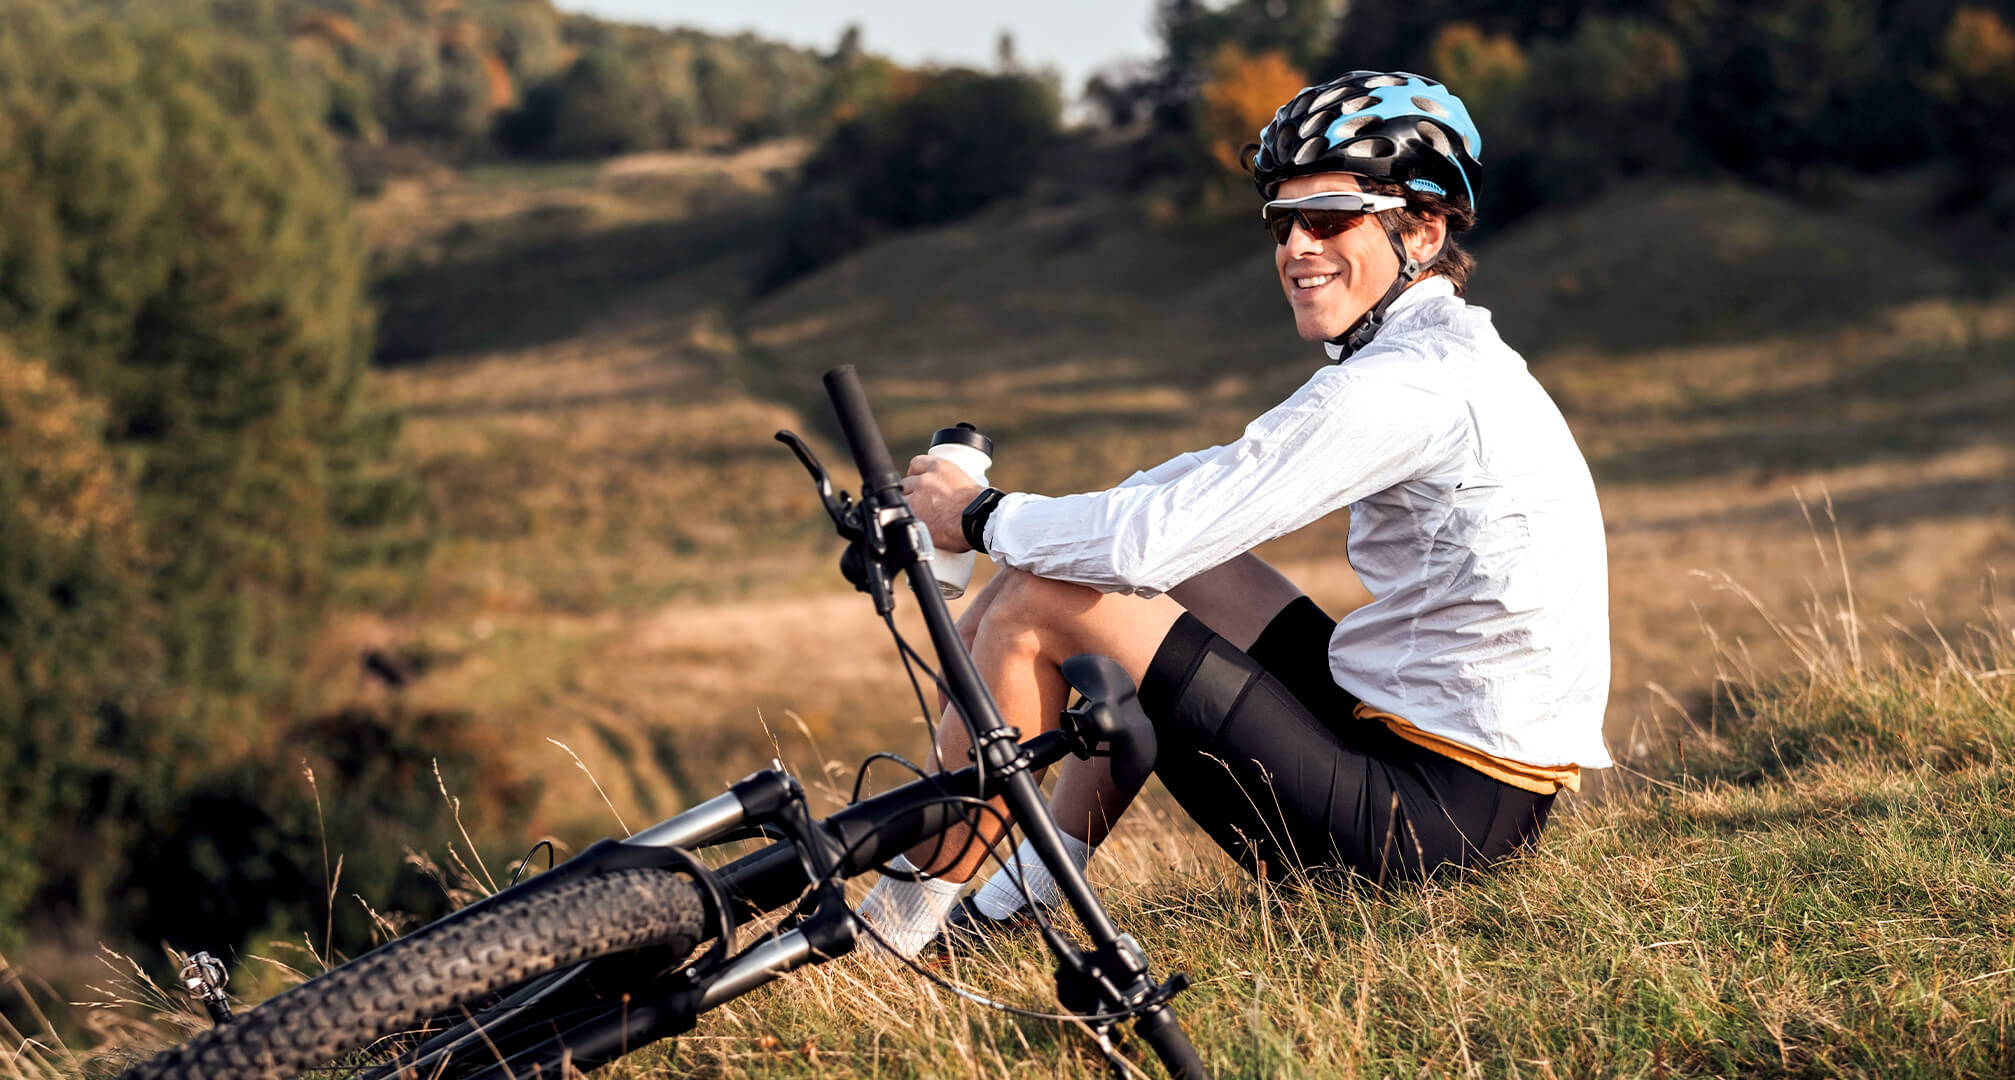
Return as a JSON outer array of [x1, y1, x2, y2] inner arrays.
[[117, 868, 707, 1080]]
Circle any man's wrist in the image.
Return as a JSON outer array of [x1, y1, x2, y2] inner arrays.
[[961, 487, 1006, 555]]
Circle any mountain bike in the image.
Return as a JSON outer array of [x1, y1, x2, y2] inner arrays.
[[116, 366, 1210, 1080]]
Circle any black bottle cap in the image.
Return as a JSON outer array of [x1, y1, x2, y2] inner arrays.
[[930, 422, 993, 458]]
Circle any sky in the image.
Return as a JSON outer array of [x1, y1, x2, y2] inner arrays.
[[553, 1, 1165, 97]]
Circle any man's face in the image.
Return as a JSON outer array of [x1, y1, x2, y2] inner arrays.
[[1273, 172, 1402, 342]]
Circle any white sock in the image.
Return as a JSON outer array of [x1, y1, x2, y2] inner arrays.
[[857, 854, 965, 958], [972, 833, 1093, 919]]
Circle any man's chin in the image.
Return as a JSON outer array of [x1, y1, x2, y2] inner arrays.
[[1294, 313, 1351, 342]]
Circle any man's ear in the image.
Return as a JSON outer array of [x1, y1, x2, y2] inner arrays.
[[1405, 213, 1448, 265]]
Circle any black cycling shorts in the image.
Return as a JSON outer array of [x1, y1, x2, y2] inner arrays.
[[1137, 596, 1554, 887]]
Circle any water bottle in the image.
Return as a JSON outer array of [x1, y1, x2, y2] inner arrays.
[[927, 423, 994, 599]]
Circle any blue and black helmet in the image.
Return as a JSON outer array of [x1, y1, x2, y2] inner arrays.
[[1249, 71, 1482, 209]]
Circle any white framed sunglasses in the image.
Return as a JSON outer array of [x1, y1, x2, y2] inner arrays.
[[1260, 191, 1408, 244]]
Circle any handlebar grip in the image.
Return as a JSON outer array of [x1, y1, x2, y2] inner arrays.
[[822, 366, 904, 500], [1136, 1005, 1211, 1080]]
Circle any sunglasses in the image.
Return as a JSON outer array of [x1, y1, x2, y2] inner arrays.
[[1261, 192, 1408, 245]]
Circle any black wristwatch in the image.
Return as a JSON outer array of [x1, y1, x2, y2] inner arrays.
[[961, 487, 1006, 555]]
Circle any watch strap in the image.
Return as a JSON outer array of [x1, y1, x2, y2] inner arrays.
[[961, 487, 1006, 555]]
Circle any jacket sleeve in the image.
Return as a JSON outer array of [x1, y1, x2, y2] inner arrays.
[[987, 367, 1468, 596]]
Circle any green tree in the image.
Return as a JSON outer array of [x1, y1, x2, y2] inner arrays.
[[0, 343, 157, 941], [0, 1, 419, 763]]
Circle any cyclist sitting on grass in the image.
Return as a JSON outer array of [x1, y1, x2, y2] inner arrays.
[[860, 71, 1612, 957]]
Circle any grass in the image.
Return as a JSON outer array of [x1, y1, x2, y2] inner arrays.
[[37, 581, 2012, 1079], [611, 588, 2015, 1079], [22, 147, 2015, 1072]]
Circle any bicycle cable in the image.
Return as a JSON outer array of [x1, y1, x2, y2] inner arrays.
[[876, 608, 990, 875]]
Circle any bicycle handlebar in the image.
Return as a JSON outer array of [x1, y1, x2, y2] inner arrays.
[[822, 365, 904, 501]]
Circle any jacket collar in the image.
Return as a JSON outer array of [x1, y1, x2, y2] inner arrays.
[[1322, 276, 1456, 362]]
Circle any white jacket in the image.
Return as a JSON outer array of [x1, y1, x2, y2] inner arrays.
[[985, 277, 1613, 769]]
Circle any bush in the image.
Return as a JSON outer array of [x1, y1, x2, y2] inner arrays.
[[499, 47, 661, 157], [763, 68, 1060, 288]]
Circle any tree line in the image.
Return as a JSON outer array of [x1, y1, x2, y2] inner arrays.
[[1111, 0, 2015, 225]]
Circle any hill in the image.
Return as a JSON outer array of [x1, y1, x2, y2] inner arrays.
[[29, 140, 2015, 1075], [313, 153, 2015, 843]]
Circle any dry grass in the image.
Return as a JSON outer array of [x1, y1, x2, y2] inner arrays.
[[309, 155, 2015, 840]]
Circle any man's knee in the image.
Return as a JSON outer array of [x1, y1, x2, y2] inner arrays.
[[982, 569, 1105, 630]]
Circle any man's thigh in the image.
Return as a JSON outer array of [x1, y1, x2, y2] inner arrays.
[[1165, 553, 1304, 651]]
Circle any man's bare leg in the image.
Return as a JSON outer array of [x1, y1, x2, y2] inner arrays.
[[904, 569, 1184, 881], [1038, 553, 1306, 848]]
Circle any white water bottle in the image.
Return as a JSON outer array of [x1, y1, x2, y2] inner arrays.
[[927, 423, 994, 599]]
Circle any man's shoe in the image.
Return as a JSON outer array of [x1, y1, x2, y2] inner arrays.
[[924, 896, 1043, 957]]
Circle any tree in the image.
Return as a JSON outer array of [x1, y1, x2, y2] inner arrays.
[[1196, 44, 1309, 173], [0, 343, 156, 941], [0, 2, 424, 940]]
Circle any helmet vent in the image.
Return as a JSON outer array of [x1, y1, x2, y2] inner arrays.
[[1344, 137, 1395, 159], [1334, 114, 1381, 139], [1411, 96, 1450, 118], [1297, 110, 1336, 138], [1416, 120, 1453, 156], [1338, 94, 1376, 114], [1309, 85, 1351, 111], [1276, 125, 1297, 157], [1362, 74, 1408, 88], [1292, 137, 1328, 165]]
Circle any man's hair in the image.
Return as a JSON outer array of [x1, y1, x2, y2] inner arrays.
[[1361, 179, 1477, 296]]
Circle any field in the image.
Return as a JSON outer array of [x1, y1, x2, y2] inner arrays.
[[330, 149, 2013, 831], [43, 145, 2015, 1076]]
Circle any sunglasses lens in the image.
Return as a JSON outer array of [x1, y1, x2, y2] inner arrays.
[[1265, 210, 1295, 245], [1299, 209, 1365, 239], [1264, 206, 1367, 244]]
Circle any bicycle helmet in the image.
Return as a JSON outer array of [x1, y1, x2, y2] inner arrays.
[[1249, 70, 1482, 206], [1248, 71, 1483, 356]]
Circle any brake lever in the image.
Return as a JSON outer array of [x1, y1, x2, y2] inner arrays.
[[780, 428, 901, 612], [776, 430, 855, 535]]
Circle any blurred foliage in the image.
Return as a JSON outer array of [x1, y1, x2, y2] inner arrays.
[[67, 0, 860, 169], [764, 68, 1062, 290], [1196, 44, 1309, 173], [0, 0, 434, 950], [0, 346, 156, 942], [1095, 0, 2015, 227], [1930, 8, 2015, 220]]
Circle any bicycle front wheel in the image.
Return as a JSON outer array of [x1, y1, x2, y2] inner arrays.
[[118, 868, 707, 1080]]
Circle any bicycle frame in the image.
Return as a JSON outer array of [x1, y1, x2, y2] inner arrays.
[[354, 367, 1208, 1080]]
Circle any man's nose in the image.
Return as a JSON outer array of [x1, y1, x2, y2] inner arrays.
[[1286, 219, 1324, 256]]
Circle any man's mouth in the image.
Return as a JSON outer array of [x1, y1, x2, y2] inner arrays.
[[1293, 273, 1337, 291]]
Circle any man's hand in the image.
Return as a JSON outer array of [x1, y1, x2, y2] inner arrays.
[[902, 455, 984, 554]]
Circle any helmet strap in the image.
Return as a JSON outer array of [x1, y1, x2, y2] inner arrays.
[[1327, 215, 1436, 358]]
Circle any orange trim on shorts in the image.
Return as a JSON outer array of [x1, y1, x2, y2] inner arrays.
[[1355, 703, 1582, 795]]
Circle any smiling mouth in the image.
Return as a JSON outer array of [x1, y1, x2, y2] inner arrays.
[[1292, 273, 1337, 291]]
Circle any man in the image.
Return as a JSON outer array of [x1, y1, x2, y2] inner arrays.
[[859, 71, 1611, 957]]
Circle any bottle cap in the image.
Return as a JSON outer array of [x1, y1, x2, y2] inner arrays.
[[930, 422, 993, 458]]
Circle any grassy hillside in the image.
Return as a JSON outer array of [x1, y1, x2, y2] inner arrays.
[[292, 150, 2015, 854], [21, 138, 2015, 1075], [635, 596, 2015, 1079], [64, 589, 2015, 1077]]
